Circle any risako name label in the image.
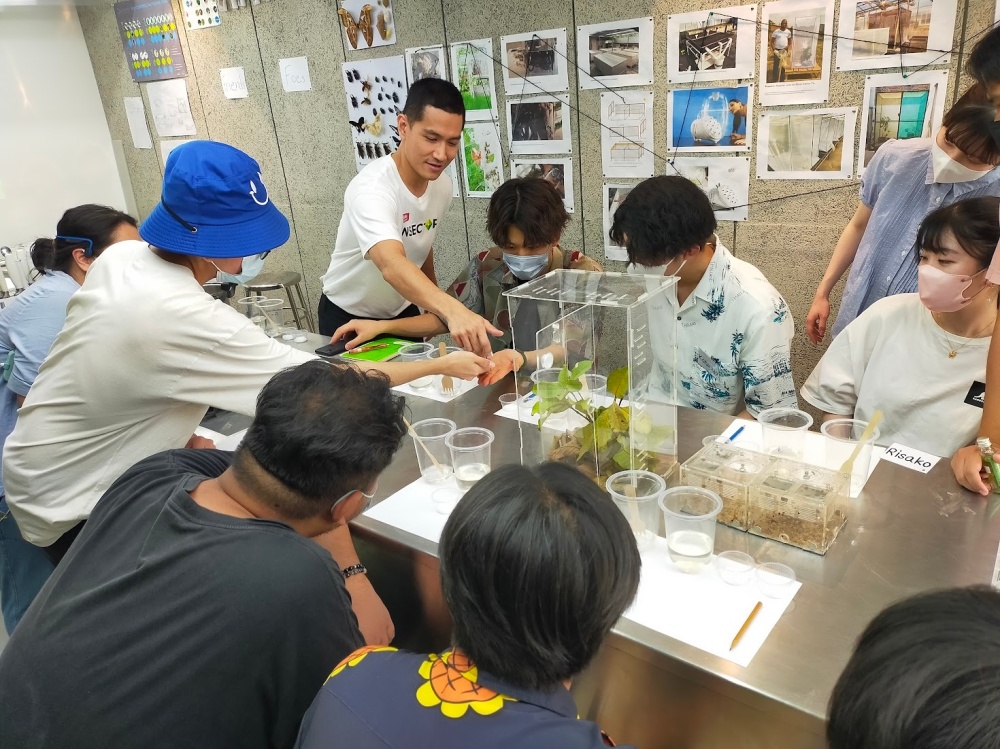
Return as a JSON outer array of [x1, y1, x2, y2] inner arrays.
[[882, 443, 941, 474]]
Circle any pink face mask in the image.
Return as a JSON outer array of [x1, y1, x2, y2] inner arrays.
[[918, 264, 986, 313]]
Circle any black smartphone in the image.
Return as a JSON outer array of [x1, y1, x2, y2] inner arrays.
[[315, 339, 349, 358]]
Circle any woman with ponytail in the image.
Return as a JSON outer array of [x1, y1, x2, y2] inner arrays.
[[0, 204, 137, 633]]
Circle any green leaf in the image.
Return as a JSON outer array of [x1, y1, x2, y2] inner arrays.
[[613, 448, 632, 469], [531, 401, 541, 415], [569, 359, 593, 380], [597, 404, 629, 432], [607, 367, 629, 399]]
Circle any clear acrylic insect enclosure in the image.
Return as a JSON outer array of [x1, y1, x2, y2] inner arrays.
[[504, 270, 678, 486]]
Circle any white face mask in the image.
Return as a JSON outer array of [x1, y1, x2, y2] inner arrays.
[[931, 140, 992, 184], [627, 255, 688, 278]]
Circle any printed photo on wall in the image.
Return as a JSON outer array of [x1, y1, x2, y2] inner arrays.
[[577, 17, 654, 89], [506, 94, 572, 155], [835, 0, 958, 71], [341, 56, 408, 172], [667, 156, 751, 221], [405, 45, 447, 86], [500, 28, 569, 95], [603, 184, 635, 262], [757, 0, 834, 106], [756, 106, 857, 179], [461, 122, 505, 197], [601, 90, 655, 178], [450, 39, 500, 121], [337, 0, 395, 50], [667, 85, 753, 152], [857, 69, 947, 176], [666, 5, 757, 84], [445, 161, 460, 199], [511, 159, 575, 213]]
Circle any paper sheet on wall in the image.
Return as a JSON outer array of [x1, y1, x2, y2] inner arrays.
[[279, 57, 312, 93], [160, 139, 192, 167], [365, 477, 800, 667], [123, 96, 153, 149], [756, 107, 857, 180], [146, 79, 197, 137], [603, 183, 634, 262], [601, 90, 654, 178], [757, 0, 834, 106], [220, 67, 249, 99]]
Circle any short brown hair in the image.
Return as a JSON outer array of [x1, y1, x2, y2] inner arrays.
[[942, 84, 1000, 166], [486, 177, 569, 249]]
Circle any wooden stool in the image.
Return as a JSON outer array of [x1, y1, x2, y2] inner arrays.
[[242, 271, 314, 333]]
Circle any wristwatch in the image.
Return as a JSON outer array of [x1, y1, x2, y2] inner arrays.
[[512, 349, 527, 371], [342, 563, 368, 580]]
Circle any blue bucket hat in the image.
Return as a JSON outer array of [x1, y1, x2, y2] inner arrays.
[[139, 141, 290, 258]]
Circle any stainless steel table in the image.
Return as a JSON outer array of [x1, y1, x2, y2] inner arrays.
[[208, 333, 1000, 748]]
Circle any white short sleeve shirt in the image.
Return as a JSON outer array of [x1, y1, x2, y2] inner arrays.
[[801, 293, 989, 457], [321, 156, 453, 319]]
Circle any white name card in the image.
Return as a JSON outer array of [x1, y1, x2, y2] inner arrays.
[[279, 56, 311, 93], [220, 67, 248, 99], [882, 443, 941, 474]]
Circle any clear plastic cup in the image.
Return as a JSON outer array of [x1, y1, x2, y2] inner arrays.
[[758, 407, 813, 459], [431, 486, 463, 515], [498, 393, 518, 409], [410, 418, 456, 484], [606, 470, 665, 551], [716, 550, 755, 585], [253, 297, 286, 337], [659, 486, 723, 572], [427, 345, 463, 395], [446, 427, 494, 490], [822, 418, 880, 496], [702, 434, 722, 447], [581, 373, 608, 408], [529, 368, 562, 400], [756, 562, 796, 598], [399, 342, 434, 389]]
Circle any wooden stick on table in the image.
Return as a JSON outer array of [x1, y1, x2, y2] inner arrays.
[[403, 417, 445, 475]]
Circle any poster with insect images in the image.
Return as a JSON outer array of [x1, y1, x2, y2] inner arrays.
[[341, 57, 407, 173], [461, 122, 505, 198], [114, 0, 188, 82], [337, 0, 396, 51]]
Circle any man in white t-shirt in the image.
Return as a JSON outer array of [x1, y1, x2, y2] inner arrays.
[[611, 176, 797, 418], [2, 141, 488, 642], [769, 19, 792, 83], [320, 78, 501, 357]]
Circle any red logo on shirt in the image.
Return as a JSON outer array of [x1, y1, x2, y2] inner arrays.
[[402, 213, 410, 223]]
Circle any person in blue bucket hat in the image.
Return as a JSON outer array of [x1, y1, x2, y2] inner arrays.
[[2, 141, 490, 639]]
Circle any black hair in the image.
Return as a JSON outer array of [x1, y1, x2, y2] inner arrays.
[[31, 204, 137, 275], [486, 177, 570, 249], [941, 85, 1000, 166], [728, 99, 743, 106], [401, 77, 465, 125], [828, 586, 1000, 749], [233, 361, 406, 520], [915, 196, 1000, 270], [609, 175, 717, 265], [439, 462, 641, 691], [967, 25, 1000, 87]]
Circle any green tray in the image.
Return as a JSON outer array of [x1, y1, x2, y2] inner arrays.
[[339, 337, 413, 363]]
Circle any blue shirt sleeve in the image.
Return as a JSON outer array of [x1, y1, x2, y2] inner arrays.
[[5, 279, 76, 397]]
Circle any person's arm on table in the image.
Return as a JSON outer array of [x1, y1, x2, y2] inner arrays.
[[332, 313, 447, 350], [369, 241, 502, 358], [953, 320, 1000, 494], [806, 203, 873, 344], [354, 350, 492, 387], [313, 524, 394, 646]]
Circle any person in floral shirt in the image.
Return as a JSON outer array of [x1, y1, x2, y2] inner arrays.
[[294, 463, 640, 749], [331, 178, 601, 384]]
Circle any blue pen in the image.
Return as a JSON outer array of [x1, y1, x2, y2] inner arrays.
[[726, 425, 745, 443]]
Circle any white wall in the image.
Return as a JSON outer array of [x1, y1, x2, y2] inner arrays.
[[0, 5, 128, 249]]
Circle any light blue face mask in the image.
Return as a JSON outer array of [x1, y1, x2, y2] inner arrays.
[[215, 252, 267, 285], [503, 251, 549, 281]]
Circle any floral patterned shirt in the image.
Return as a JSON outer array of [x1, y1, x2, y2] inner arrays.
[[294, 647, 630, 749], [643, 243, 797, 416], [446, 247, 602, 353]]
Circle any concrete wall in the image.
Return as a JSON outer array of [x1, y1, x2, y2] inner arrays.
[[77, 0, 994, 393]]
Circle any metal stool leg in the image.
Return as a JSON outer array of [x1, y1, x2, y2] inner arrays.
[[289, 282, 314, 333]]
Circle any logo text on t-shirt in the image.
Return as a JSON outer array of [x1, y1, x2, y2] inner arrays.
[[966, 381, 986, 409], [401, 218, 438, 238]]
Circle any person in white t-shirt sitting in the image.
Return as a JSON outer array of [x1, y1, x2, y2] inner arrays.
[[319, 78, 501, 358], [2, 141, 489, 644], [769, 19, 792, 83], [801, 196, 1000, 457]]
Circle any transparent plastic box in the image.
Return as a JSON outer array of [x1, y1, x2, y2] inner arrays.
[[680, 441, 774, 530], [504, 270, 678, 487], [748, 457, 849, 555]]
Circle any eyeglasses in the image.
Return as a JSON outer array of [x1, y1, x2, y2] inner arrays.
[[56, 235, 95, 257]]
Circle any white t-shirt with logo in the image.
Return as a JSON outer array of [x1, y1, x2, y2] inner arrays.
[[2, 240, 315, 546], [771, 28, 792, 50], [322, 156, 453, 319], [801, 293, 989, 457]]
